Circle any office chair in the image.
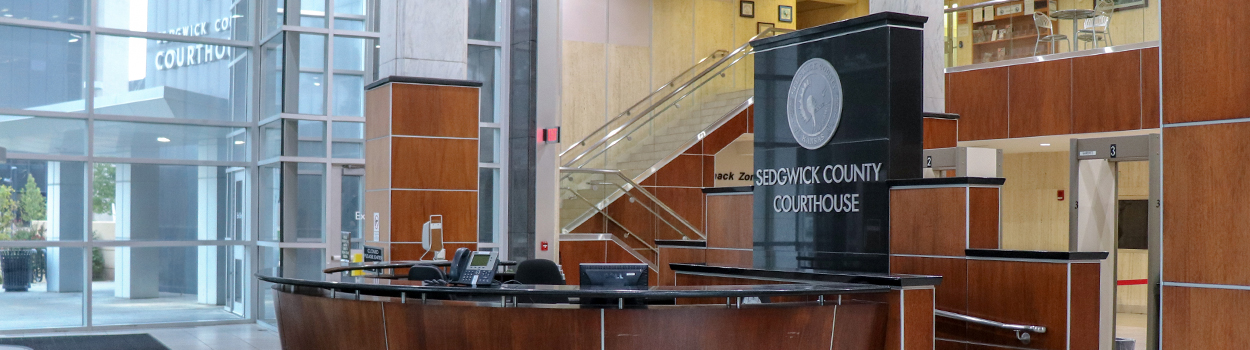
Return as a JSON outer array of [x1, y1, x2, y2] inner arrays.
[[407, 265, 445, 281], [513, 259, 568, 304], [515, 259, 565, 285]]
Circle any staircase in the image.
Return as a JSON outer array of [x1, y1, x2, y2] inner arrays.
[[558, 28, 789, 269]]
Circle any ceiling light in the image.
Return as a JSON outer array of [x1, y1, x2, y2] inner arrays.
[[1040, 143, 1051, 147], [313, 82, 321, 86], [234, 140, 245, 145], [157, 137, 171, 143], [2, 14, 11, 18], [1, 9, 7, 12]]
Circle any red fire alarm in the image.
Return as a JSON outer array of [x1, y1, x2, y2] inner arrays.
[[540, 241, 549, 251], [1057, 190, 1065, 201], [537, 127, 560, 144]]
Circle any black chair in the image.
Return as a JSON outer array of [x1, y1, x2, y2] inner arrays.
[[513, 259, 567, 304], [515, 259, 565, 285], [407, 265, 445, 281]]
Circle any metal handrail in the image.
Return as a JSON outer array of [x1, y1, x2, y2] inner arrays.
[[561, 27, 792, 168], [560, 167, 706, 240], [935, 310, 1046, 344], [590, 181, 687, 239], [559, 49, 729, 158], [559, 187, 661, 256], [944, 0, 1016, 13]]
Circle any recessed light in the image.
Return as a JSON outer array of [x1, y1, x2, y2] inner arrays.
[[157, 137, 171, 142], [2, 14, 11, 17], [234, 140, 245, 145], [313, 82, 321, 86], [1040, 143, 1051, 147]]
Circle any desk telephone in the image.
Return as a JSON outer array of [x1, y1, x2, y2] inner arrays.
[[447, 248, 498, 287]]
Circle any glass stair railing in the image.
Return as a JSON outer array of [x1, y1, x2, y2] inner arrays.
[[558, 28, 792, 255]]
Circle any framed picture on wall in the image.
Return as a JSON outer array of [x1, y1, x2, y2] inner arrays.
[[779, 5, 793, 23], [1111, 0, 1147, 11], [740, 1, 755, 18], [757, 22, 775, 34]]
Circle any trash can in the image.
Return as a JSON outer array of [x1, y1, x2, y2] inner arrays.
[[1, 249, 34, 292], [1115, 337, 1136, 350]]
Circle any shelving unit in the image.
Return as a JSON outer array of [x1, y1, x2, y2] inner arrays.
[[969, 0, 1056, 63]]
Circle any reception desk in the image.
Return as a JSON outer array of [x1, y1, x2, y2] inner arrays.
[[259, 263, 940, 350]]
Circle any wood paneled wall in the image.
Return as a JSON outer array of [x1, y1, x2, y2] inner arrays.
[[365, 82, 479, 261], [892, 257, 1102, 350], [924, 118, 959, 149], [890, 185, 1001, 256], [1160, 0, 1250, 343], [947, 47, 1160, 141], [558, 237, 654, 286]]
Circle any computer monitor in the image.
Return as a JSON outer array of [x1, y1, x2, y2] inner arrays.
[[579, 263, 649, 288]]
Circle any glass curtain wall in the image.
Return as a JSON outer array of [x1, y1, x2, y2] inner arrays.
[[469, 0, 510, 253], [0, 0, 254, 330], [255, 0, 377, 327], [0, 0, 376, 331]]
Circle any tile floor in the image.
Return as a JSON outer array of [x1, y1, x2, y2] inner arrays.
[[0, 323, 281, 350]]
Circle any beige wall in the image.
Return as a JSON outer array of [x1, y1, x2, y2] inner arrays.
[[560, 0, 797, 146], [796, 1, 869, 30], [1001, 151, 1070, 251], [1000, 152, 1151, 252]]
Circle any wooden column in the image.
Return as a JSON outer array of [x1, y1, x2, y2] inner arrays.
[[364, 77, 481, 260]]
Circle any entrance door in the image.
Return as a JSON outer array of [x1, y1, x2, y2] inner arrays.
[[224, 169, 247, 315], [1069, 134, 1161, 350]]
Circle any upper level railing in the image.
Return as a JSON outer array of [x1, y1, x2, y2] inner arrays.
[[943, 0, 1159, 69]]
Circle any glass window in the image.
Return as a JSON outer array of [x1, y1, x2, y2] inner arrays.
[[96, 0, 252, 41], [261, 36, 284, 120], [94, 35, 252, 122], [0, 25, 88, 113], [260, 0, 284, 35], [92, 121, 249, 162], [261, 119, 282, 160], [333, 36, 366, 71], [0, 160, 88, 242], [0, 247, 85, 330], [468, 45, 499, 123], [300, 0, 327, 27], [93, 245, 247, 325], [479, 127, 499, 163], [91, 164, 243, 241], [296, 34, 327, 115], [333, 74, 365, 117], [0, 1, 87, 25], [478, 168, 498, 243], [335, 18, 366, 31], [259, 163, 324, 243], [468, 0, 500, 41], [331, 122, 364, 158], [295, 120, 326, 157], [259, 163, 281, 242], [335, 0, 367, 16], [293, 163, 325, 243], [0, 116, 87, 156]]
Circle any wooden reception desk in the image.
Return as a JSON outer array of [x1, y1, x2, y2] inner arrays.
[[259, 263, 940, 350]]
